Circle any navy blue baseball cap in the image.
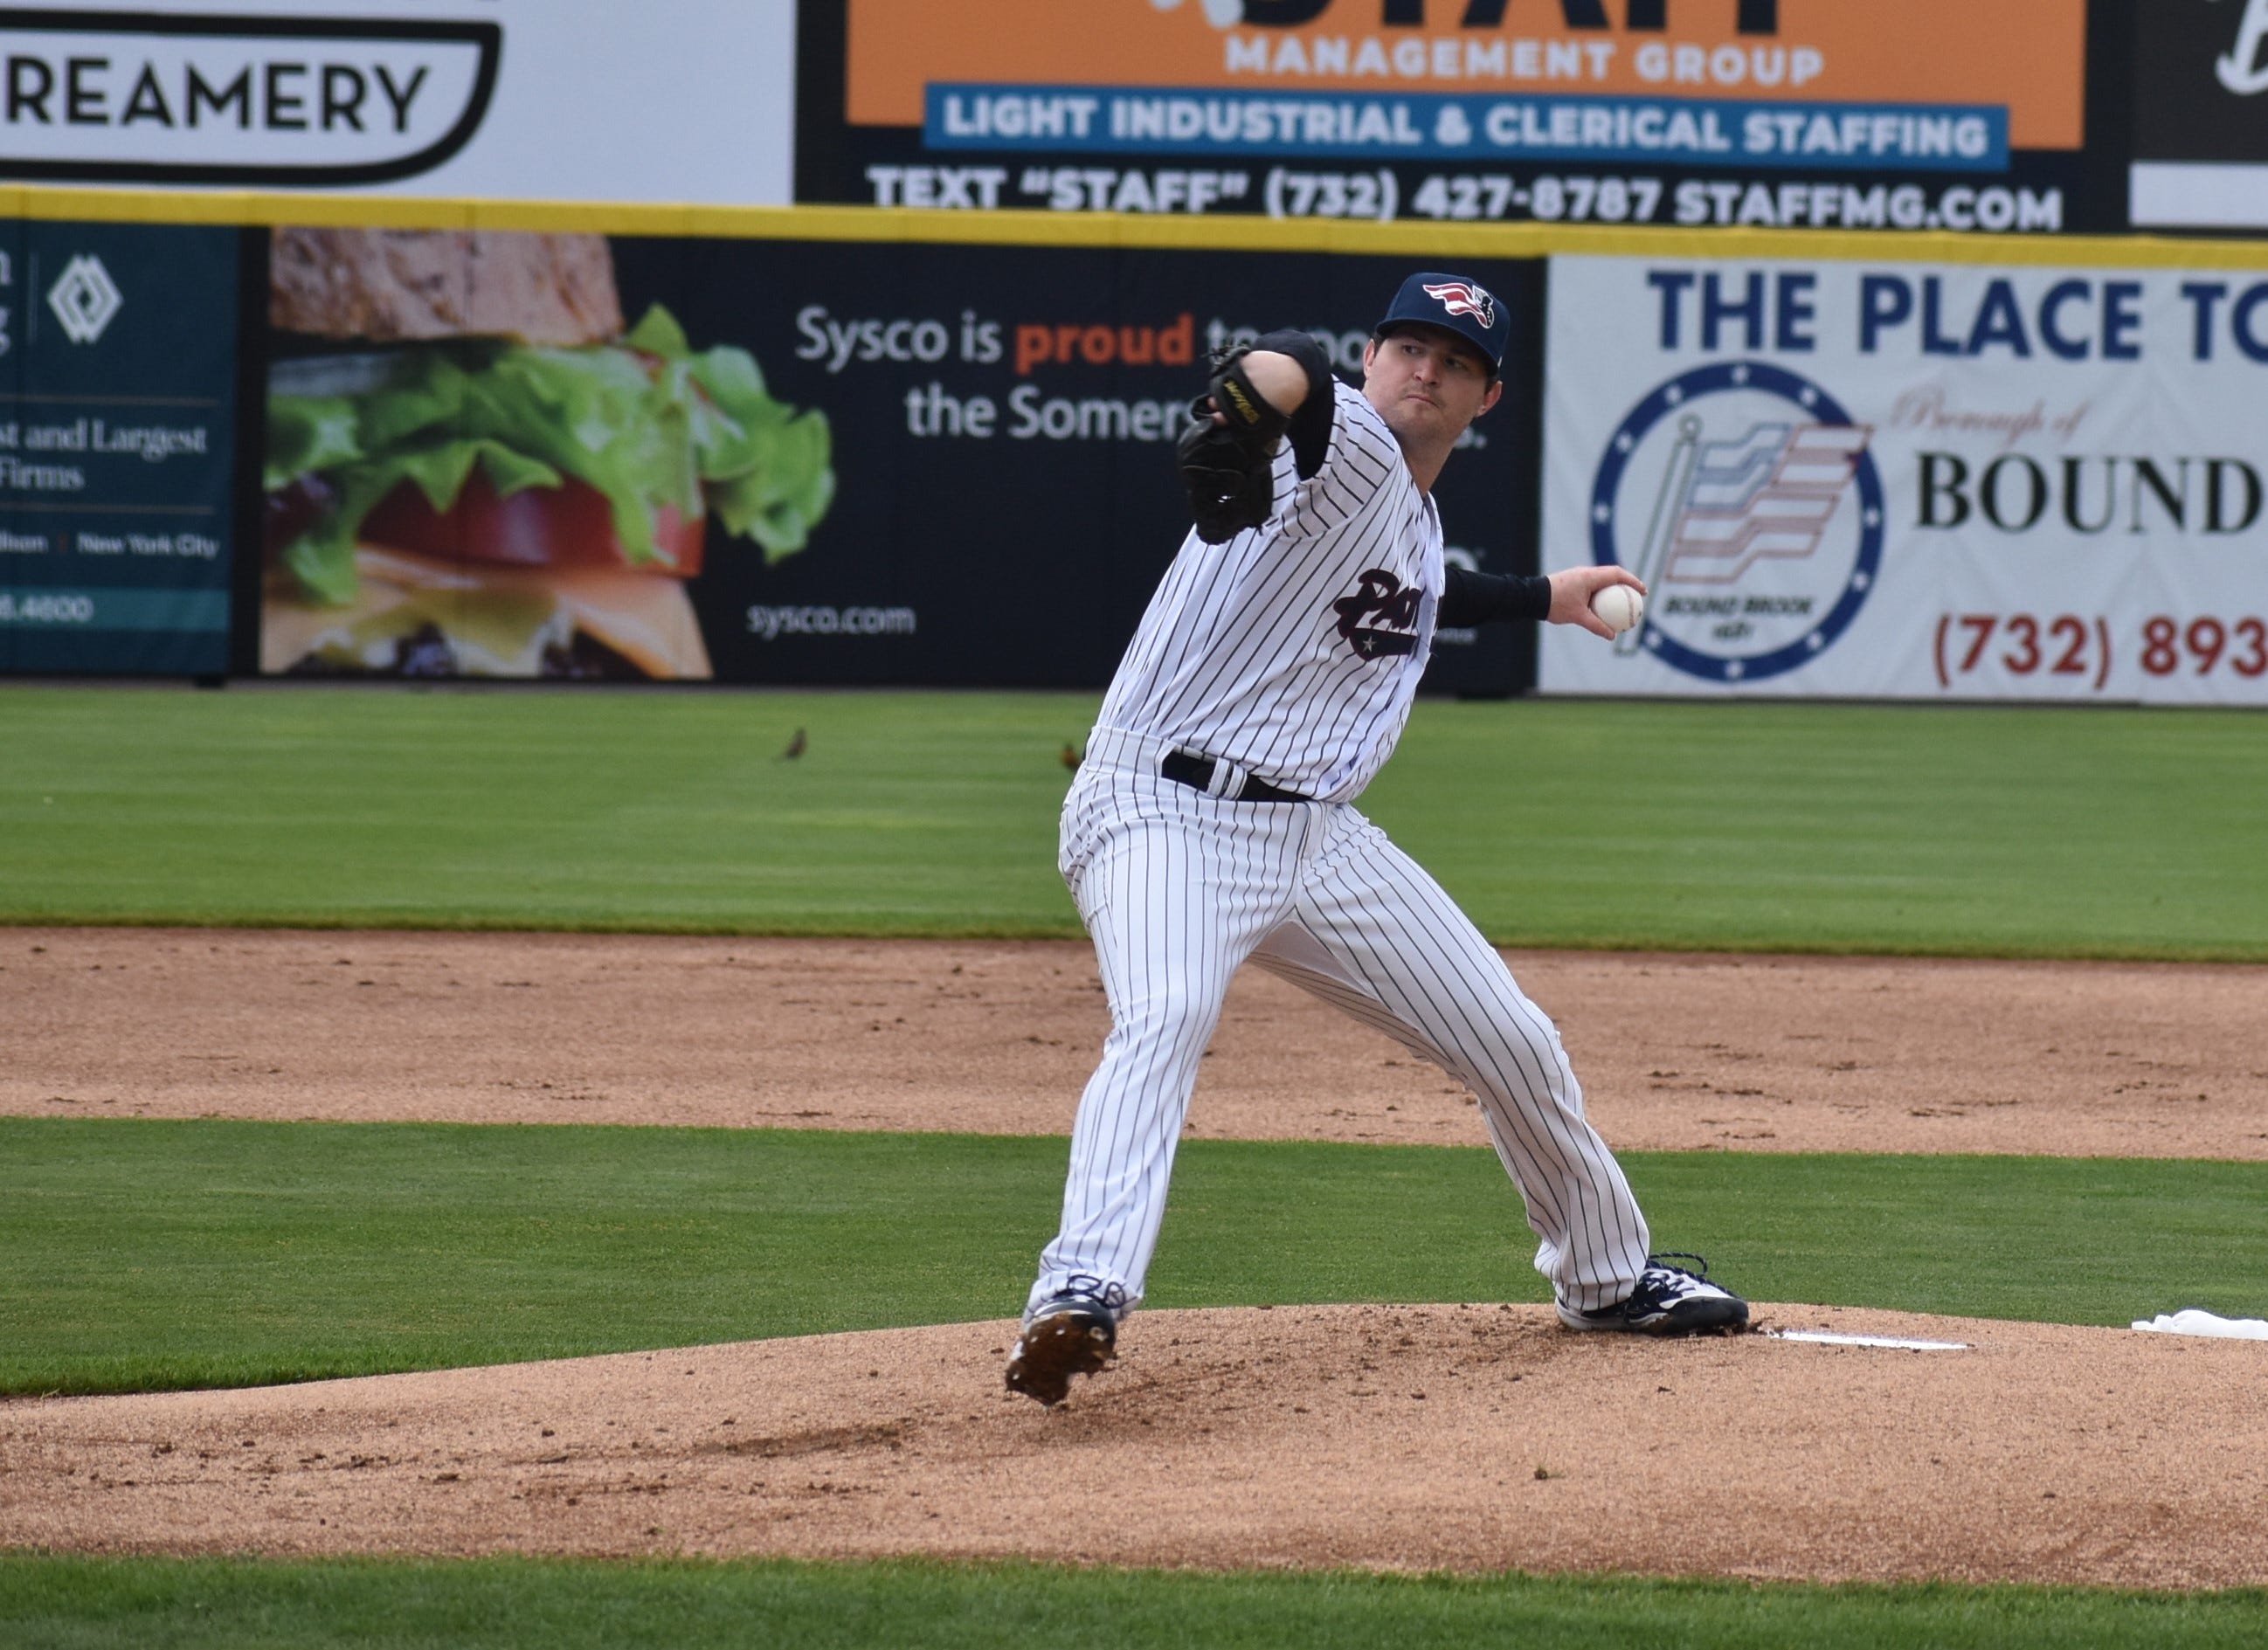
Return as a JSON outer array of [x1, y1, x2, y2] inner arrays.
[[1374, 272, 1509, 375]]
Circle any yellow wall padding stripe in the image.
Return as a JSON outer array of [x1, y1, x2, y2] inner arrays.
[[8, 184, 2268, 271]]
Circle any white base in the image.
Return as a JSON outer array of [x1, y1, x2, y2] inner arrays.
[[2131, 1309, 2268, 1341]]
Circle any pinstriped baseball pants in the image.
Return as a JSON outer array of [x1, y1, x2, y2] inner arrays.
[[1029, 745, 1653, 1323]]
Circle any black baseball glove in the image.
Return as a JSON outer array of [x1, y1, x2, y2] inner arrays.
[[1177, 346, 1290, 543]]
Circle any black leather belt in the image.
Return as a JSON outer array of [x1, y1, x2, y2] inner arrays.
[[1160, 749, 1310, 804]]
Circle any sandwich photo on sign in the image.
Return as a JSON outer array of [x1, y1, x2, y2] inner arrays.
[[259, 228, 833, 678]]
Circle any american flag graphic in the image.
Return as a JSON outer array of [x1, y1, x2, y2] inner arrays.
[[1656, 421, 1870, 585]]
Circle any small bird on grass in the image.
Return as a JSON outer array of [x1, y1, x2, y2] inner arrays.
[[780, 728, 808, 760], [1061, 742, 1082, 771]]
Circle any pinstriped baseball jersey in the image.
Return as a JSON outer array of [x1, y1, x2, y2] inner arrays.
[[1015, 286, 1684, 1391], [1093, 380, 1440, 804]]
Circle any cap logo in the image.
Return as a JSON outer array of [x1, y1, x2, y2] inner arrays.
[[1421, 280, 1497, 330]]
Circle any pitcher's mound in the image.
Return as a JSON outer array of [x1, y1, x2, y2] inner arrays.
[[5, 1304, 2264, 1588]]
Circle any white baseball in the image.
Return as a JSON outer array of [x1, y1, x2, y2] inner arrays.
[[1590, 583, 1644, 635]]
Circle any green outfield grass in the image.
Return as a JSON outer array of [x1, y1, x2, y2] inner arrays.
[[4, 1116, 2261, 1396], [9, 683, 2263, 1636], [3, 685, 2265, 957], [3, 1554, 2262, 1650]]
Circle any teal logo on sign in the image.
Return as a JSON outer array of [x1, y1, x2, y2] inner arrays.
[[46, 255, 122, 344]]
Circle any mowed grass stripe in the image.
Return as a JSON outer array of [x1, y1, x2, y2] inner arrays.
[[2, 1554, 2263, 1650], [6, 687, 2266, 957], [4, 1117, 2262, 1395]]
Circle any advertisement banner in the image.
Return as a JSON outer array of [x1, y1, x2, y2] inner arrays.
[[257, 227, 1536, 692], [2130, 0, 2268, 229], [1541, 254, 2268, 705], [1, 218, 239, 675], [804, 0, 2102, 233], [0, 0, 795, 204]]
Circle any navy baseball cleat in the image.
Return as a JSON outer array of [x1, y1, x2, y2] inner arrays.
[[1006, 1292, 1117, 1406], [1557, 1253, 1750, 1336]]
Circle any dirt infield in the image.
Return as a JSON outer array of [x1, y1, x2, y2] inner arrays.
[[7, 1307, 2265, 1588], [5, 929, 2266, 1585], [8, 929, 2266, 1158]]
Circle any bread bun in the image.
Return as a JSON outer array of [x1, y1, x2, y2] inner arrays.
[[268, 228, 624, 346]]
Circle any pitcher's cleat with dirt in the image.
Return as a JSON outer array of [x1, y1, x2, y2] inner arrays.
[[1006, 1292, 1117, 1405]]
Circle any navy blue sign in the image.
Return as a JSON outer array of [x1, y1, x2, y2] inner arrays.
[[1, 219, 239, 675], [630, 238, 1539, 693], [253, 226, 1537, 694]]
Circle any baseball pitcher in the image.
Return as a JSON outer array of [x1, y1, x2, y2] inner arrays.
[[1007, 273, 1748, 1407]]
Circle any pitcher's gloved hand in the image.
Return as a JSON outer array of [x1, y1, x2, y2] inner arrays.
[[1176, 346, 1289, 544]]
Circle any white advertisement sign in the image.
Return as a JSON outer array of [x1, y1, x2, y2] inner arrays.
[[0, 0, 795, 204], [1542, 254, 2268, 704]]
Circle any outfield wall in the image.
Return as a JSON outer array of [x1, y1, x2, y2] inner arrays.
[[3, 191, 2268, 701]]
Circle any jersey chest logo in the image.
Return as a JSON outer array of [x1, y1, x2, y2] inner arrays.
[[1332, 569, 1424, 659]]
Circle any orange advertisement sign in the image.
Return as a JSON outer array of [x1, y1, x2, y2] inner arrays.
[[847, 0, 2084, 152]]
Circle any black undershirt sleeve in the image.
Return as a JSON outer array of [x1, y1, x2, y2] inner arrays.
[[1440, 565, 1552, 627], [1251, 328, 1337, 480]]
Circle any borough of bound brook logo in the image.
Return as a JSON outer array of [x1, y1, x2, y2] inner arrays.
[[1589, 362, 1883, 683]]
